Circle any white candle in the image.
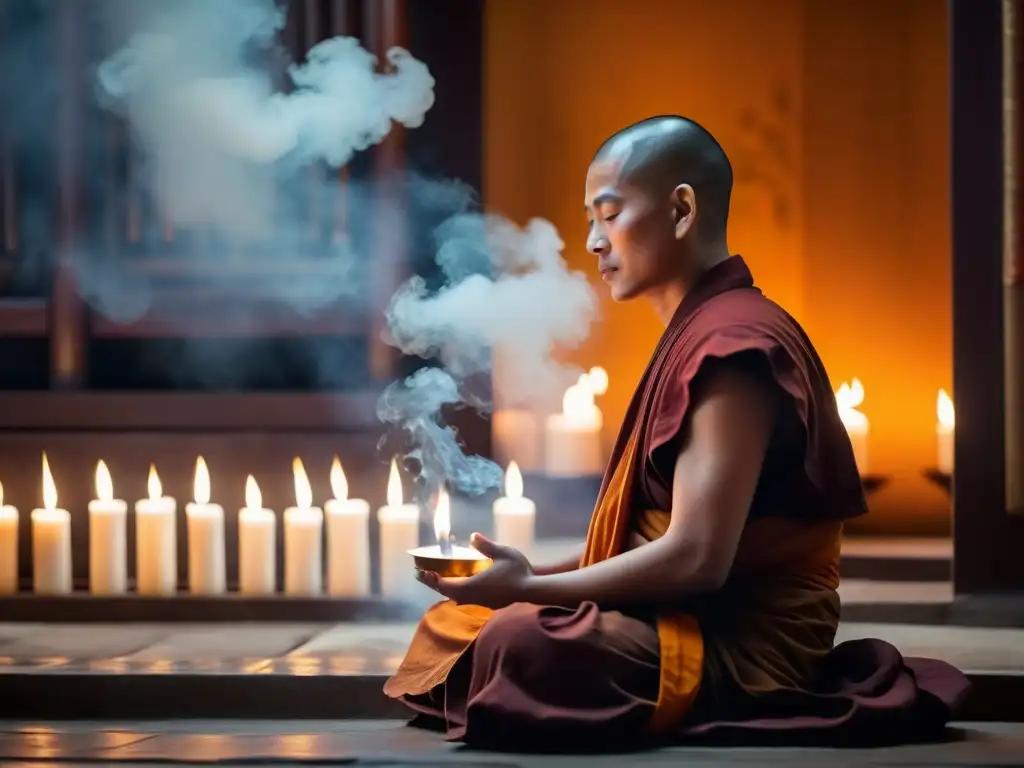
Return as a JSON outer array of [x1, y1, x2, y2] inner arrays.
[[325, 457, 370, 597], [835, 378, 870, 475], [937, 388, 955, 475], [32, 453, 72, 595], [283, 458, 323, 596], [88, 460, 128, 595], [377, 459, 420, 597], [0, 481, 19, 595], [135, 465, 177, 596], [544, 367, 609, 477], [493, 461, 536, 555], [185, 456, 226, 595], [492, 409, 542, 472], [238, 475, 276, 595]]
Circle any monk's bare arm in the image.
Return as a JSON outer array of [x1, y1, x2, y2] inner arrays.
[[532, 530, 647, 575], [532, 544, 585, 576], [521, 363, 777, 608]]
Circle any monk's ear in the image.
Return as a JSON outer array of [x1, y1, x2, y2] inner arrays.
[[671, 184, 696, 241]]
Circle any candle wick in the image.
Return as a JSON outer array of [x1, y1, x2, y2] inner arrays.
[[439, 535, 453, 557]]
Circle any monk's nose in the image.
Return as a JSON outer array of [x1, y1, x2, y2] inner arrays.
[[588, 232, 610, 256]]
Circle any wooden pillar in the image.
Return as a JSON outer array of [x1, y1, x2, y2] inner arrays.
[[1006, 0, 1024, 514], [951, 0, 1024, 593], [364, 0, 408, 383], [51, 0, 87, 388]]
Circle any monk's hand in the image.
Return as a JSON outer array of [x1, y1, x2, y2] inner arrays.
[[416, 533, 534, 609]]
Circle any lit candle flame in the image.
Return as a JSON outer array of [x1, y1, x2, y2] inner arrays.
[[584, 366, 609, 396], [245, 474, 262, 510], [42, 452, 57, 511], [147, 464, 162, 500], [193, 456, 210, 505], [434, 487, 451, 546], [937, 389, 955, 428], [387, 459, 403, 507], [835, 378, 865, 408], [835, 378, 868, 429], [95, 460, 114, 503], [505, 461, 523, 499], [330, 456, 348, 501], [292, 457, 312, 509]]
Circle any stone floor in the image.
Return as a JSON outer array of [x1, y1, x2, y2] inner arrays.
[[1, 719, 1023, 766]]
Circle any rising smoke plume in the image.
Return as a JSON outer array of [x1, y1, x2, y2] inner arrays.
[[380, 216, 598, 495], [75, 0, 436, 326], [5, 0, 599, 498], [95, 0, 434, 240]]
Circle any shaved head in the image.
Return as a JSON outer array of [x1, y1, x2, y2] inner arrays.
[[584, 115, 734, 305], [592, 115, 733, 236]]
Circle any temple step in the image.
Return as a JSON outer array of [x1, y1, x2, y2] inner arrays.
[[839, 537, 952, 582], [0, 667, 1017, 723], [0, 667, 1016, 723]]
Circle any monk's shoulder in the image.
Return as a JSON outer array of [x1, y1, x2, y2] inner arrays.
[[683, 290, 796, 353], [645, 291, 793, 468], [704, 286, 792, 324]]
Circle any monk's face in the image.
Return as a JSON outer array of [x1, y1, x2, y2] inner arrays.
[[584, 158, 682, 302]]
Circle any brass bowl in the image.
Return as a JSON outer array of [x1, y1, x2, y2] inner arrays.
[[409, 546, 492, 578]]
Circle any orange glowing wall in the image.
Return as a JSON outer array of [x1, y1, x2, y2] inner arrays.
[[484, 0, 951, 535]]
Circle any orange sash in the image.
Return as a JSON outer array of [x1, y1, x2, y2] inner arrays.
[[580, 427, 704, 733]]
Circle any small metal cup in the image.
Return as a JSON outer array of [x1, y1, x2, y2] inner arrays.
[[409, 548, 492, 578]]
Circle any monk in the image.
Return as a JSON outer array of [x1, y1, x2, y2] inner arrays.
[[384, 115, 970, 748]]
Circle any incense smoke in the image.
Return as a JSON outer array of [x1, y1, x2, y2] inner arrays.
[[1, 0, 599, 498], [379, 216, 598, 495], [76, 0, 436, 328], [95, 0, 433, 242]]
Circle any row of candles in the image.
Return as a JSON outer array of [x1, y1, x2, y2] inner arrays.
[[0, 454, 537, 598], [835, 380, 955, 475]]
